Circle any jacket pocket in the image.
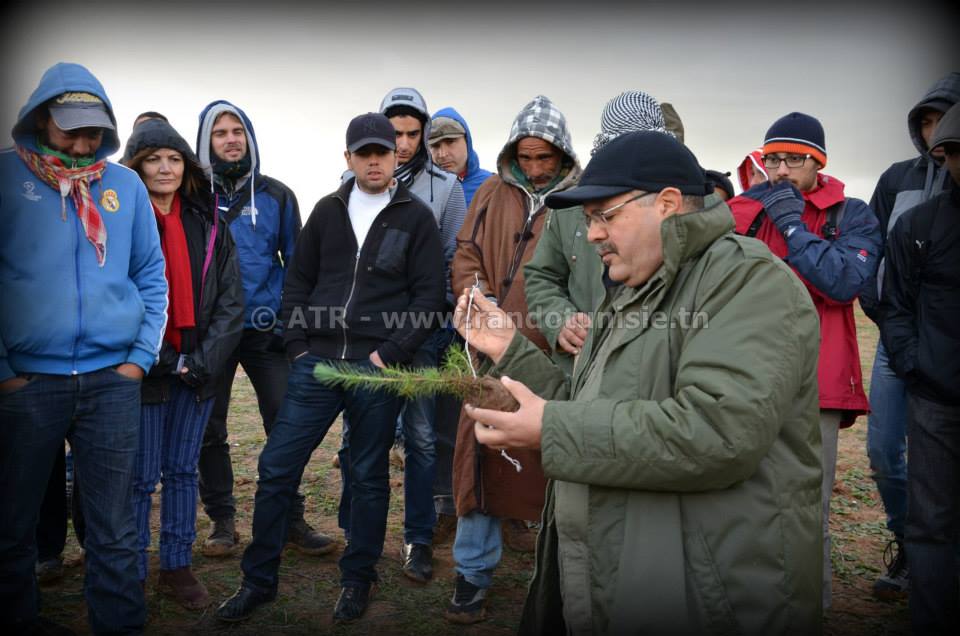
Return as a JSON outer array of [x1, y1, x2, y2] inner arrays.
[[683, 527, 740, 635], [374, 228, 410, 276]]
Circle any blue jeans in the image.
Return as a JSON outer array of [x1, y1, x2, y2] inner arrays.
[[339, 330, 445, 545], [866, 341, 909, 540], [133, 382, 214, 579], [905, 392, 960, 636], [0, 369, 145, 634], [453, 511, 503, 589], [241, 354, 401, 589]]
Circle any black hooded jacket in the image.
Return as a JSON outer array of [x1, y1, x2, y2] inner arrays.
[[123, 119, 244, 402], [880, 182, 960, 405], [862, 72, 960, 323]]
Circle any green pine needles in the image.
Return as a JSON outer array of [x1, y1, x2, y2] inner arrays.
[[313, 343, 478, 400]]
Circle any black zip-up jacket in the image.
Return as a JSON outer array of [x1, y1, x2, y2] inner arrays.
[[880, 183, 960, 405], [281, 178, 445, 365], [142, 195, 244, 403]]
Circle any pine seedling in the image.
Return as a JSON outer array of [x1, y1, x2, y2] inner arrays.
[[313, 343, 519, 411]]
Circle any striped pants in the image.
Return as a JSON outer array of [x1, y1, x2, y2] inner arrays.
[[132, 382, 214, 579]]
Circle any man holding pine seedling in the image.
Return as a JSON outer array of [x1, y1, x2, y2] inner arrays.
[[454, 130, 823, 634], [215, 112, 445, 625]]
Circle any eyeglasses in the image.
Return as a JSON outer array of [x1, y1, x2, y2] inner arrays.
[[584, 192, 650, 228], [762, 153, 811, 169]]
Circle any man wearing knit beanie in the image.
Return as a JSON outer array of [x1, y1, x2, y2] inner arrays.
[[858, 72, 959, 603], [727, 111, 882, 611]]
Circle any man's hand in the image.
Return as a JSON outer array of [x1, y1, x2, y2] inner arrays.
[[116, 363, 144, 381], [369, 350, 386, 369], [557, 312, 591, 355], [453, 289, 517, 364], [466, 376, 545, 449], [0, 376, 30, 394], [759, 181, 805, 235]]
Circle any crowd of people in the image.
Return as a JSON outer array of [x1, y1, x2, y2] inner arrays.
[[1, 61, 957, 635]]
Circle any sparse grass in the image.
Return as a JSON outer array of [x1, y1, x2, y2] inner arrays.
[[40, 304, 908, 634]]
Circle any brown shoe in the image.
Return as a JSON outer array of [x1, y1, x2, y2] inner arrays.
[[432, 513, 458, 546], [202, 518, 239, 557], [158, 566, 211, 610], [502, 519, 538, 553]]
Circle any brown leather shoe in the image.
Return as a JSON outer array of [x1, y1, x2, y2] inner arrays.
[[158, 566, 211, 610], [502, 519, 538, 553]]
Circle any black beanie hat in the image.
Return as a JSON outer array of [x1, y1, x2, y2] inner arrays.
[[546, 130, 711, 208], [763, 112, 827, 167]]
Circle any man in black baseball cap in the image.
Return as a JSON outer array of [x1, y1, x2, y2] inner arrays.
[[451, 129, 823, 633], [216, 111, 446, 625]]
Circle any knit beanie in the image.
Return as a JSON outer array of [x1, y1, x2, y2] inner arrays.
[[763, 112, 827, 168]]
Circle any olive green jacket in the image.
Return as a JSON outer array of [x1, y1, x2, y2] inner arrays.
[[493, 199, 823, 635], [523, 206, 605, 375]]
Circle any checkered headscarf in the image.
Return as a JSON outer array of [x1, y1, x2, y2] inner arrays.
[[592, 90, 669, 155], [499, 95, 577, 167]]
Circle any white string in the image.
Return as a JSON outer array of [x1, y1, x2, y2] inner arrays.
[[464, 273, 522, 473]]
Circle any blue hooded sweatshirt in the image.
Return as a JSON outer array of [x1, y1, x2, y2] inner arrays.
[[0, 62, 168, 380], [431, 106, 492, 208], [196, 100, 301, 329]]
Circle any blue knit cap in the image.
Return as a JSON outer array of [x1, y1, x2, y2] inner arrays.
[[763, 112, 827, 167]]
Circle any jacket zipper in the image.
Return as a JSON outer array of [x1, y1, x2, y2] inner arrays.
[[340, 250, 362, 359], [335, 190, 410, 360], [72, 210, 83, 375]]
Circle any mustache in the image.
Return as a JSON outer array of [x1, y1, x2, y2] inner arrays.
[[595, 243, 617, 256]]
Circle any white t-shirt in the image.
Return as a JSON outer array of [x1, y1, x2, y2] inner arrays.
[[347, 182, 390, 253]]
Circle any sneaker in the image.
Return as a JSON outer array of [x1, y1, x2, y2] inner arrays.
[[333, 582, 374, 623], [445, 574, 487, 624], [36, 557, 64, 586], [400, 543, 433, 583], [432, 513, 458, 546], [287, 518, 337, 556], [873, 539, 909, 600], [215, 584, 277, 623], [202, 518, 239, 557], [158, 566, 211, 610], [502, 519, 538, 553]]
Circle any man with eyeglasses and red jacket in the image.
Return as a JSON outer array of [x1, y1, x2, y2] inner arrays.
[[726, 112, 882, 610]]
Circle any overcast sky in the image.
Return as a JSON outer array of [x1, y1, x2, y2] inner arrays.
[[2, 0, 957, 211]]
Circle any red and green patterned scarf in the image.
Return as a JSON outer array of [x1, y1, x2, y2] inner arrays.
[[16, 144, 109, 266]]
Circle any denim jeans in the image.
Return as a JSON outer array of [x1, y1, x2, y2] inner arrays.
[[133, 382, 214, 579], [36, 444, 67, 563], [0, 369, 145, 634], [241, 354, 401, 590], [866, 341, 909, 540], [453, 511, 503, 589], [338, 330, 446, 545], [433, 331, 461, 517], [905, 392, 960, 636], [199, 329, 295, 523]]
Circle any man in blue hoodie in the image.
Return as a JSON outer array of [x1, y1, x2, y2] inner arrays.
[[859, 71, 960, 600], [194, 101, 328, 557], [426, 107, 493, 542], [0, 62, 168, 634]]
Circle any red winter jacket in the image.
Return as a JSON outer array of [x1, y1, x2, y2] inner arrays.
[[728, 175, 880, 426]]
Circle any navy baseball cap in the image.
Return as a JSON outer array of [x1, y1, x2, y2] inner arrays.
[[346, 112, 396, 152]]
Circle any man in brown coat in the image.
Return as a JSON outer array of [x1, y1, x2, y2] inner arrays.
[[446, 95, 581, 623]]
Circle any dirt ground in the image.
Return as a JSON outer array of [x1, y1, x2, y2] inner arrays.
[[39, 306, 910, 635]]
